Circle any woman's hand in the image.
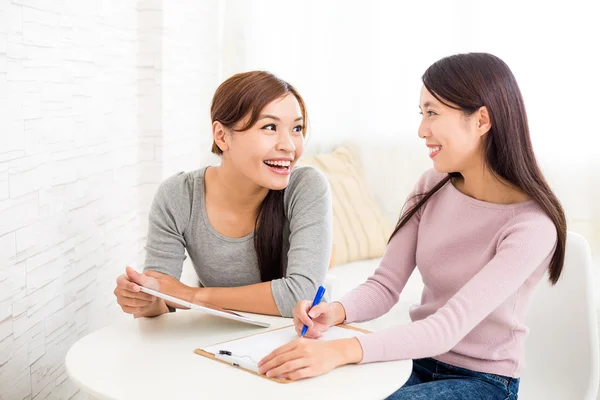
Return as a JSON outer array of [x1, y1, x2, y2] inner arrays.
[[114, 266, 167, 317], [144, 270, 198, 306], [293, 300, 346, 338], [258, 337, 363, 380]]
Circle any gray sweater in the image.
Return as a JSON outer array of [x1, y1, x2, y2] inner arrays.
[[143, 166, 333, 317]]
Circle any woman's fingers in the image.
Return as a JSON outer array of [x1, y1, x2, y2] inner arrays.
[[117, 298, 150, 309], [115, 275, 155, 301], [294, 300, 313, 328], [116, 276, 139, 293], [264, 355, 310, 378], [120, 288, 154, 302], [116, 273, 140, 292], [125, 266, 160, 291], [258, 341, 304, 375], [115, 289, 154, 307], [259, 340, 328, 380], [258, 339, 299, 368], [307, 302, 329, 320], [282, 367, 313, 381], [114, 268, 159, 315], [295, 324, 321, 338], [293, 300, 332, 337], [294, 316, 309, 336], [116, 274, 129, 287]]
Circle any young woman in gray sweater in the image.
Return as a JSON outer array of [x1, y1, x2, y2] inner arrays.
[[113, 71, 332, 318]]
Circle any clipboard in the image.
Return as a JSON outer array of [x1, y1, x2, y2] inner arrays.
[[194, 324, 370, 383]]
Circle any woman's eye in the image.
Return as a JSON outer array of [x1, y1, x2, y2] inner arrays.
[[262, 124, 276, 131], [427, 111, 437, 117], [293, 125, 304, 133]]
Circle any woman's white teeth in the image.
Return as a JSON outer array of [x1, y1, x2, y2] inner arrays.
[[429, 146, 441, 154], [265, 160, 291, 167]]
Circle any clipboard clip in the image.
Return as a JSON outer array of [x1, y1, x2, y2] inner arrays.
[[215, 350, 259, 373]]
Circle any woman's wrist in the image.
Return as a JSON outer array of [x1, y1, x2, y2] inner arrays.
[[172, 282, 203, 306], [331, 301, 347, 325], [192, 287, 209, 305], [331, 338, 363, 365]]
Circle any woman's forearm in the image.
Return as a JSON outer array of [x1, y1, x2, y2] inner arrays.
[[195, 281, 281, 316], [146, 271, 281, 315]]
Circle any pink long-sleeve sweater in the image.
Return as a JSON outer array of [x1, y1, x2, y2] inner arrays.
[[339, 169, 558, 378]]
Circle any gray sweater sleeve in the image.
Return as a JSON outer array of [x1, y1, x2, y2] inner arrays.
[[271, 167, 333, 316], [143, 172, 191, 279]]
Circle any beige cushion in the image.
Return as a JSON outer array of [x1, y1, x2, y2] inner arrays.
[[298, 143, 393, 265]]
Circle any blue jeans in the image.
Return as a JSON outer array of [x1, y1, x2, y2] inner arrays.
[[386, 358, 519, 400]]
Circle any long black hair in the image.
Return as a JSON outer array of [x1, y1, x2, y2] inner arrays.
[[390, 53, 566, 284]]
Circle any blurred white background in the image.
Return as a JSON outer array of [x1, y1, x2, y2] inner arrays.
[[0, 0, 599, 398]]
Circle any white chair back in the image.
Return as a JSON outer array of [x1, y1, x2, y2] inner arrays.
[[520, 232, 599, 399]]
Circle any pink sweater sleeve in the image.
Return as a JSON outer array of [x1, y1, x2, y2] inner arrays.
[[341, 216, 557, 364]]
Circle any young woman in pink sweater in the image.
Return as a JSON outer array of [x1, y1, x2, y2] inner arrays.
[[258, 53, 566, 399]]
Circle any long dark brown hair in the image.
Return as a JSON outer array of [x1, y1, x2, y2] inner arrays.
[[390, 53, 566, 284], [210, 71, 307, 282]]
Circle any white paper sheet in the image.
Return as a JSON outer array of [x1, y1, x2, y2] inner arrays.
[[202, 325, 364, 367]]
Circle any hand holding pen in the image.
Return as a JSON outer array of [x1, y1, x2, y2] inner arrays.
[[293, 285, 334, 339]]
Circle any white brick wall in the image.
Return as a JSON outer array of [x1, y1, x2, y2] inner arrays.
[[0, 0, 221, 398]]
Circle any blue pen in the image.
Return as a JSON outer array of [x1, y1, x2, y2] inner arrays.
[[301, 285, 326, 337]]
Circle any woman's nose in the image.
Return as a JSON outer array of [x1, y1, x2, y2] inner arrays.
[[277, 131, 296, 152], [418, 120, 431, 139]]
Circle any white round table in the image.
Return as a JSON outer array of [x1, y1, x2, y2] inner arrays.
[[66, 311, 412, 399]]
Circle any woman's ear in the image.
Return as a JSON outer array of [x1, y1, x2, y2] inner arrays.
[[476, 106, 492, 136], [212, 121, 229, 152]]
